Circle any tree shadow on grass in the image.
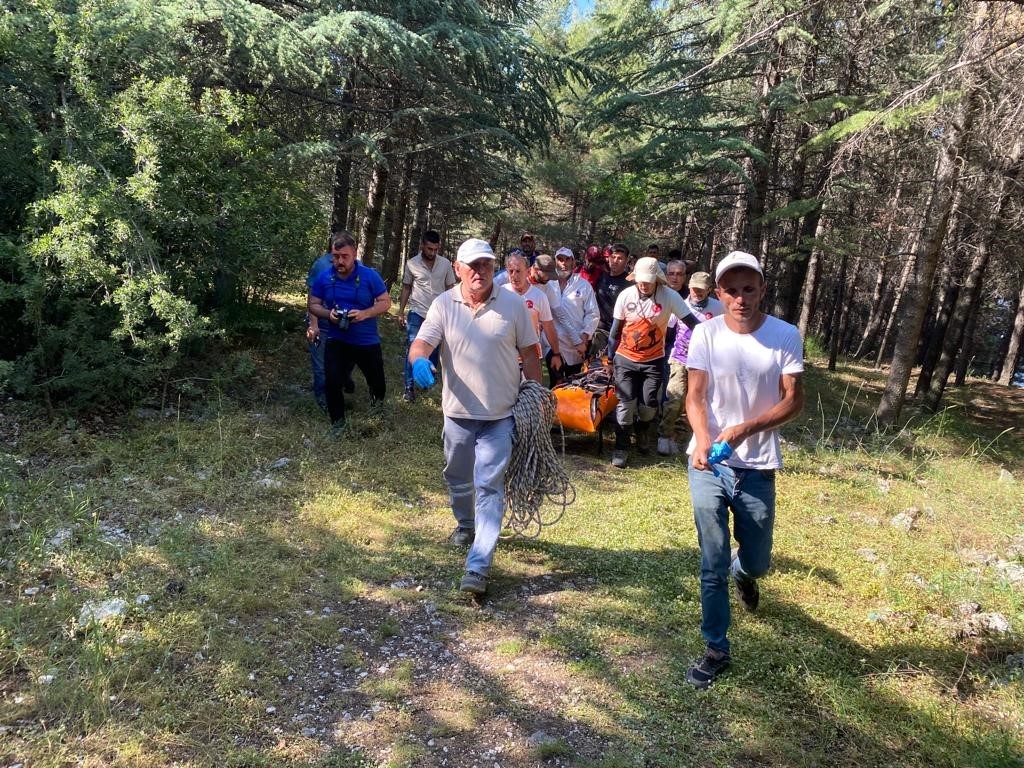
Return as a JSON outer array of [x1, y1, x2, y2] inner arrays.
[[9, 458, 1020, 767], [485, 540, 1022, 767]]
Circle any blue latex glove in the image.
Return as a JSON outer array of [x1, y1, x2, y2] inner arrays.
[[708, 441, 732, 476], [411, 358, 436, 389]]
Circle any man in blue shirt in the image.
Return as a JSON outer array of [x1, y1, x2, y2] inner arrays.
[[307, 231, 392, 428]]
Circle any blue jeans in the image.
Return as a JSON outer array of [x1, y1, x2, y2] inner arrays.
[[442, 415, 514, 576], [688, 461, 776, 654], [404, 312, 441, 391], [309, 336, 326, 409]]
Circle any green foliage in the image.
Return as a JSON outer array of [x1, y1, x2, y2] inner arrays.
[[758, 197, 822, 225]]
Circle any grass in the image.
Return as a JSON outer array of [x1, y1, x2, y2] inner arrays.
[[1, 300, 1022, 767]]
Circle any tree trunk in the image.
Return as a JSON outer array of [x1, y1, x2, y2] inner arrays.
[[329, 78, 356, 234], [923, 149, 1019, 406], [382, 154, 413, 285], [875, 89, 978, 425], [914, 209, 965, 398], [408, 165, 433, 256], [796, 214, 829, 341], [489, 218, 503, 249], [834, 255, 863, 365], [921, 245, 986, 410], [379, 173, 399, 270], [357, 155, 390, 268], [330, 155, 352, 235], [827, 249, 850, 371], [853, 182, 904, 358], [874, 245, 917, 369], [997, 274, 1024, 386], [770, 120, 812, 321], [853, 258, 890, 359], [953, 295, 982, 386]]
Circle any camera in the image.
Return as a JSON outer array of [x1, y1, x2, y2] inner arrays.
[[334, 308, 351, 331]]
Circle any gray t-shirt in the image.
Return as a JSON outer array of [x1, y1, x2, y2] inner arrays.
[[417, 285, 539, 420], [402, 254, 456, 317]]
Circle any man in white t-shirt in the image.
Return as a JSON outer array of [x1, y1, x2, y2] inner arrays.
[[502, 252, 563, 370], [496, 251, 583, 365], [683, 251, 804, 689]]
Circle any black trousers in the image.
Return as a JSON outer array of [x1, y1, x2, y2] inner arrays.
[[325, 339, 386, 423], [613, 354, 664, 448]]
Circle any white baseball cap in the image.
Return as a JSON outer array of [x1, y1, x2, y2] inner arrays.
[[456, 238, 496, 264], [715, 251, 763, 283]]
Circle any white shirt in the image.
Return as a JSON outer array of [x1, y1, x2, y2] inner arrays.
[[495, 272, 577, 342], [401, 254, 455, 317], [685, 315, 804, 469], [502, 283, 552, 355], [612, 285, 692, 363], [546, 275, 599, 365]]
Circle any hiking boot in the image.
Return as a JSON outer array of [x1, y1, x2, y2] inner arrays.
[[448, 527, 474, 547], [611, 449, 628, 468], [733, 566, 760, 612], [685, 647, 731, 689], [460, 570, 488, 595], [657, 437, 679, 456]]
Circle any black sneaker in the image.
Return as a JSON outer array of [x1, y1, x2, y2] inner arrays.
[[734, 572, 760, 612], [403, 387, 415, 403], [685, 647, 731, 689], [460, 570, 488, 595], [448, 527, 474, 547]]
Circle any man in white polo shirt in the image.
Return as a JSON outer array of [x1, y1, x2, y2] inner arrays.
[[408, 238, 541, 596], [684, 250, 804, 689]]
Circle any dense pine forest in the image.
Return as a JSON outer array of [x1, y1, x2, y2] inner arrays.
[[2, 0, 1023, 419]]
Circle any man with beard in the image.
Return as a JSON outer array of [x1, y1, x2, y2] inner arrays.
[[307, 231, 391, 430], [397, 230, 455, 402]]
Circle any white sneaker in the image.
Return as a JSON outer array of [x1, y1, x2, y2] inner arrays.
[[657, 437, 679, 456]]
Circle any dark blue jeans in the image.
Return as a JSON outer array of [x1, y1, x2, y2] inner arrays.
[[688, 461, 776, 654], [404, 312, 441, 391], [309, 336, 326, 409]]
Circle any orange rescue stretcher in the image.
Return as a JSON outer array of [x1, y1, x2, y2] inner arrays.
[[551, 361, 618, 451]]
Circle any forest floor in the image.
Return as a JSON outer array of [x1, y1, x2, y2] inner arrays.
[[1, 300, 1023, 768]]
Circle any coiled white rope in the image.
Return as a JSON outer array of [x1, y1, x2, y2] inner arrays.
[[503, 379, 576, 539]]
